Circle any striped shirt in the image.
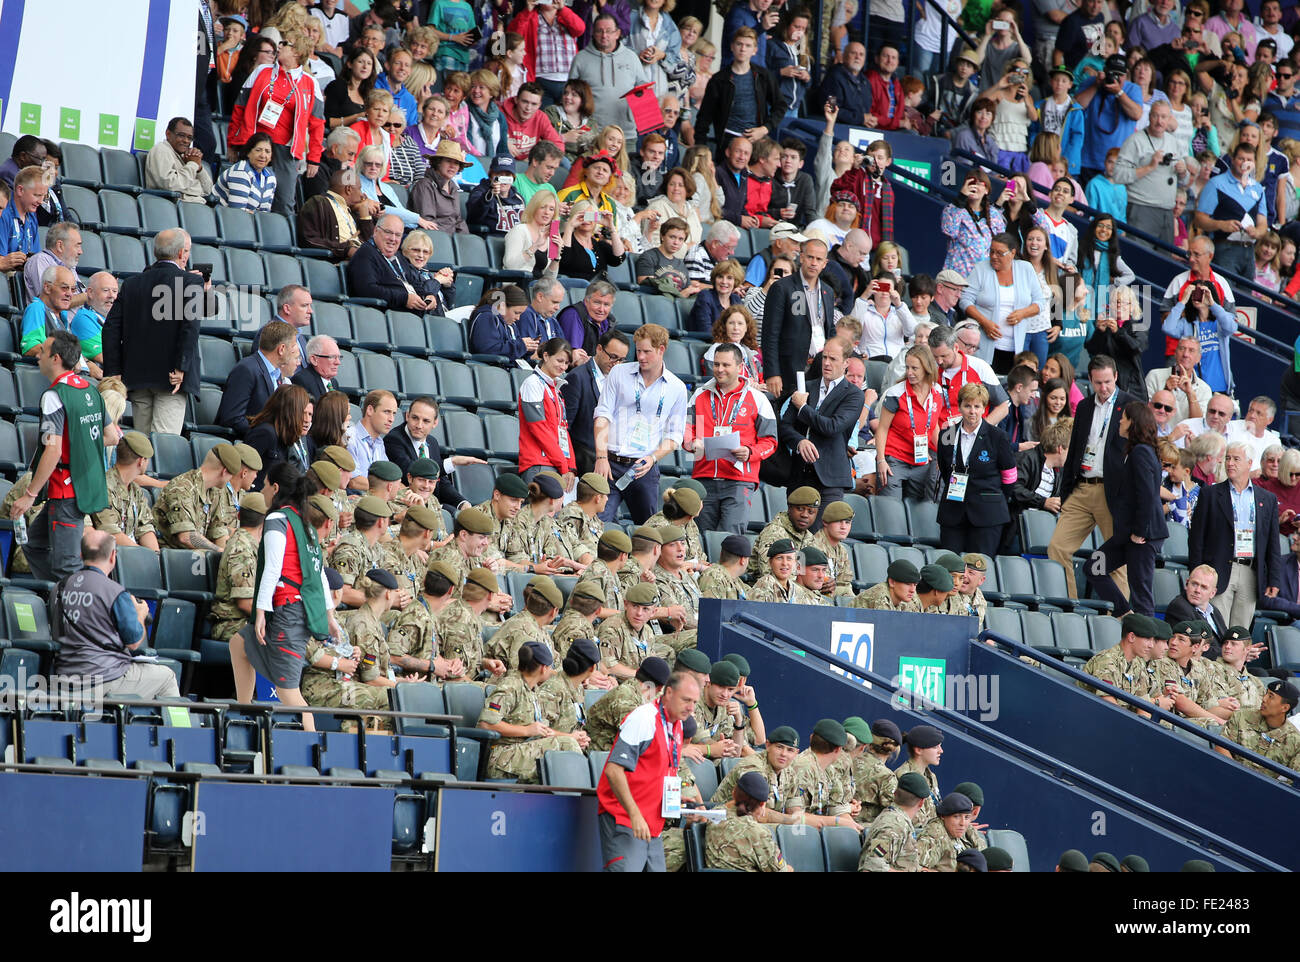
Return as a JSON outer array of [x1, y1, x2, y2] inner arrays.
[[212, 160, 278, 212]]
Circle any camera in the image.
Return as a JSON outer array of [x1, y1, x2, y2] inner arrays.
[[826, 95, 838, 110], [1105, 70, 1125, 87], [1159, 153, 1173, 165]]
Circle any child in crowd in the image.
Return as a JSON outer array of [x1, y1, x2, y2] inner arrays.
[[902, 77, 932, 136], [1084, 147, 1128, 223], [503, 32, 527, 99], [216, 15, 246, 84], [1160, 443, 1196, 527], [925, 47, 980, 138], [908, 274, 935, 318], [443, 72, 472, 152], [1173, 189, 1190, 250]]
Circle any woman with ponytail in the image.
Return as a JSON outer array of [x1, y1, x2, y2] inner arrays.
[[704, 771, 794, 871], [504, 472, 587, 575], [538, 636, 600, 747], [345, 568, 427, 708], [477, 641, 582, 783]]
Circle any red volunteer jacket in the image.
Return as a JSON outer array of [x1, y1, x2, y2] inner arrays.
[[518, 369, 577, 474], [230, 63, 325, 164], [684, 378, 777, 484]]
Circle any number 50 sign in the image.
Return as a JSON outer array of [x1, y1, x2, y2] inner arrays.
[[829, 621, 873, 689]]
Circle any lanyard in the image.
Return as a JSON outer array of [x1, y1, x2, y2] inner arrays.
[[658, 701, 680, 769], [1091, 396, 1113, 445], [254, 64, 302, 121], [903, 386, 934, 438], [1232, 486, 1256, 526], [707, 385, 745, 427], [944, 356, 974, 407], [634, 379, 665, 418], [954, 426, 978, 470]]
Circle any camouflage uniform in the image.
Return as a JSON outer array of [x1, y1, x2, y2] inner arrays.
[[578, 559, 625, 610], [379, 539, 426, 602], [858, 806, 920, 872], [209, 483, 240, 547], [747, 513, 813, 579], [1215, 662, 1265, 711], [551, 610, 598, 660], [945, 589, 988, 628], [1221, 709, 1300, 776], [480, 672, 580, 782], [387, 596, 439, 666], [750, 575, 797, 604], [710, 752, 794, 812], [698, 564, 747, 600], [505, 508, 565, 564], [1, 472, 43, 572], [645, 512, 705, 566], [92, 469, 157, 546], [652, 563, 699, 650], [485, 611, 554, 668], [895, 758, 941, 826], [917, 818, 967, 872], [393, 489, 445, 535], [704, 815, 788, 871], [693, 694, 738, 743], [155, 468, 229, 548], [555, 503, 603, 562], [300, 618, 390, 711], [538, 672, 587, 734], [1079, 645, 1151, 707], [852, 582, 921, 612], [812, 530, 855, 598], [210, 529, 259, 642], [793, 582, 831, 605], [329, 529, 384, 588], [473, 499, 515, 564], [344, 606, 397, 682], [434, 598, 489, 681], [1148, 656, 1221, 725], [963, 824, 989, 851], [425, 542, 473, 586], [786, 749, 854, 817], [597, 613, 670, 673], [584, 678, 645, 751], [853, 752, 899, 824]]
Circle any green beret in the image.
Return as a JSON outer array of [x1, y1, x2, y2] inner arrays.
[[527, 575, 564, 610], [722, 653, 750, 676], [310, 460, 341, 491], [952, 781, 984, 807], [918, 563, 954, 592], [887, 560, 921, 583], [121, 430, 154, 459], [936, 792, 974, 816], [667, 487, 702, 516], [984, 847, 1014, 871], [406, 457, 439, 479], [580, 471, 610, 495], [356, 494, 393, 519], [1121, 612, 1153, 638], [494, 472, 529, 499], [709, 661, 740, 686], [234, 443, 263, 471], [405, 506, 441, 531], [625, 582, 658, 606], [1181, 860, 1216, 872], [632, 525, 663, 545], [961, 552, 988, 572], [465, 567, 499, 593], [658, 524, 687, 544], [1057, 849, 1090, 872], [821, 500, 855, 523], [675, 649, 712, 674], [308, 494, 338, 523], [1150, 618, 1173, 641], [812, 718, 847, 747], [800, 545, 828, 567], [1171, 620, 1199, 637], [787, 486, 822, 506], [322, 445, 356, 472], [240, 492, 268, 514], [1091, 852, 1120, 873], [571, 580, 605, 603], [767, 538, 797, 559], [599, 529, 633, 554], [1223, 625, 1251, 642], [1121, 855, 1150, 873], [213, 443, 243, 474], [896, 771, 931, 798], [368, 460, 401, 482], [456, 507, 494, 534], [767, 725, 799, 748], [935, 552, 965, 574], [427, 560, 460, 585], [842, 716, 872, 744]]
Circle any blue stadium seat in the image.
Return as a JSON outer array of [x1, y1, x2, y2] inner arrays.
[[138, 194, 182, 234], [62, 185, 103, 230], [441, 409, 487, 458], [100, 148, 144, 192], [349, 306, 390, 350], [150, 431, 195, 479], [388, 311, 429, 356], [303, 257, 345, 300], [178, 201, 221, 244], [225, 247, 266, 286], [775, 824, 824, 872], [474, 365, 515, 412], [60, 142, 103, 187], [821, 824, 862, 871], [868, 496, 912, 544], [396, 355, 439, 399], [852, 542, 889, 586], [483, 412, 520, 460], [199, 336, 238, 384], [215, 206, 259, 249], [263, 251, 304, 290], [427, 315, 469, 360], [99, 190, 143, 235], [436, 361, 477, 407], [541, 750, 594, 788], [104, 234, 148, 273]]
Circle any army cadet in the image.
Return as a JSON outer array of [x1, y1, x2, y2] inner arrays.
[[362, 460, 403, 517], [330, 495, 392, 606], [576, 529, 633, 613], [786, 718, 860, 827], [858, 770, 929, 872], [837, 715, 870, 801], [748, 485, 820, 579], [853, 560, 922, 611], [811, 500, 855, 598], [854, 718, 902, 824], [651, 525, 701, 650], [1056, 849, 1090, 872], [477, 641, 582, 782], [93, 432, 160, 550], [584, 656, 671, 752], [1149, 621, 1235, 726], [552, 581, 610, 664], [487, 576, 564, 668], [1188, 623, 1242, 719], [751, 539, 801, 603], [952, 553, 990, 628], [1079, 613, 1164, 716], [915, 564, 955, 613], [1217, 626, 1266, 711], [619, 529, 687, 634], [1090, 852, 1121, 873], [379, 505, 442, 608], [210, 493, 268, 642], [917, 792, 974, 872], [933, 553, 968, 616], [212, 444, 263, 540], [344, 568, 422, 692], [672, 649, 713, 724], [306, 459, 348, 540], [434, 566, 509, 682], [155, 443, 241, 551], [955, 849, 987, 872], [704, 772, 793, 872], [699, 534, 751, 600], [709, 725, 801, 823], [645, 486, 707, 572], [475, 472, 529, 569], [300, 564, 392, 714], [538, 637, 600, 744], [386, 561, 465, 680], [555, 473, 609, 564], [896, 724, 944, 825], [318, 444, 358, 490], [597, 582, 673, 678], [952, 780, 989, 851], [1215, 679, 1300, 776], [792, 545, 832, 604], [0, 470, 43, 573], [506, 472, 585, 574], [395, 458, 446, 535], [692, 660, 747, 758], [985, 847, 1015, 871], [427, 507, 514, 622]]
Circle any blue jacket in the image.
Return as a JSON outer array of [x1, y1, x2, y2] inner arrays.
[[1031, 98, 1085, 175], [1162, 299, 1237, 396], [468, 303, 531, 361], [817, 65, 873, 128]]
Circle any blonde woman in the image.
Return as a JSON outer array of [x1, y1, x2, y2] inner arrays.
[[561, 125, 629, 190], [609, 171, 655, 255], [683, 144, 723, 225], [503, 191, 561, 275], [466, 68, 506, 159], [557, 198, 625, 281], [644, 166, 702, 247], [348, 88, 396, 175], [1254, 231, 1282, 293], [302, 16, 336, 87]]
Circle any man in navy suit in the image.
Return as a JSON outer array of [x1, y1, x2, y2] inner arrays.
[[1047, 355, 1138, 599], [1189, 440, 1284, 629], [291, 334, 341, 401], [760, 237, 837, 399], [559, 329, 629, 474], [345, 213, 427, 312], [1166, 564, 1232, 642], [215, 320, 297, 437], [384, 396, 472, 510], [778, 336, 864, 520], [271, 284, 312, 377]]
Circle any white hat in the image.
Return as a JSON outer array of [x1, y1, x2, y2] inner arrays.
[[769, 221, 809, 243], [935, 268, 969, 287]]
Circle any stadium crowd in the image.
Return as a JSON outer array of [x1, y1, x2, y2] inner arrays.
[[4, 0, 1300, 872]]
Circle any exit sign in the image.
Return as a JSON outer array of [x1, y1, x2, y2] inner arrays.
[[897, 656, 946, 709]]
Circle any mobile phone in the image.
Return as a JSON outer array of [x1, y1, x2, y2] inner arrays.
[[872, 280, 890, 293], [195, 263, 214, 282], [826, 95, 838, 110], [584, 211, 598, 224], [992, 19, 1008, 29]]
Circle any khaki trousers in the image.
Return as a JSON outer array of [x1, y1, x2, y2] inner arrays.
[[1211, 562, 1258, 630], [1047, 482, 1129, 600]]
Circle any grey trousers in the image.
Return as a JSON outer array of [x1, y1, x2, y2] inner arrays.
[[1126, 201, 1175, 247], [877, 457, 938, 501], [103, 663, 181, 700], [600, 812, 666, 872], [697, 477, 753, 535], [270, 142, 300, 219], [25, 496, 84, 583]]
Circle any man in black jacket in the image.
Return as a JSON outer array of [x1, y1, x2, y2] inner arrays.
[[216, 320, 297, 437], [383, 396, 472, 510], [101, 229, 208, 435], [559, 330, 629, 474], [695, 27, 776, 149], [291, 335, 342, 401], [346, 213, 427, 311], [1166, 564, 1232, 642], [820, 228, 872, 316], [760, 237, 836, 399], [713, 136, 753, 226], [1007, 418, 1070, 554], [1046, 355, 1136, 599]]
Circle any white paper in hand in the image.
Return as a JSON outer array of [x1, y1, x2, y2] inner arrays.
[[795, 372, 806, 394]]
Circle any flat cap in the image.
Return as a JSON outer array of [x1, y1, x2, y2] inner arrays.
[[800, 545, 828, 567], [767, 725, 799, 748], [961, 552, 987, 572], [1057, 849, 1089, 872], [324, 567, 344, 591], [635, 656, 671, 686], [675, 648, 712, 674], [842, 716, 872, 744], [580, 471, 610, 494], [887, 559, 921, 583], [599, 529, 633, 554], [121, 430, 154, 459], [786, 486, 822, 506], [984, 847, 1014, 871], [494, 472, 529, 498], [365, 568, 399, 591], [368, 460, 401, 482], [465, 567, 499, 593], [937, 792, 973, 816], [405, 505, 441, 531], [735, 771, 770, 802], [625, 582, 658, 605], [722, 653, 750, 676], [918, 564, 953, 592], [632, 525, 663, 545], [952, 781, 984, 807], [905, 724, 943, 748], [521, 640, 553, 667], [567, 637, 600, 669], [527, 575, 564, 610], [666, 487, 702, 516], [812, 717, 847, 747], [406, 457, 439, 479], [240, 492, 268, 514], [321, 445, 356, 472], [956, 849, 987, 872], [1091, 852, 1121, 873], [234, 442, 263, 470], [533, 472, 564, 499], [767, 538, 797, 559], [896, 771, 931, 798], [935, 552, 965, 575], [658, 524, 687, 544], [213, 443, 242, 474], [427, 560, 460, 585], [308, 494, 338, 523], [456, 507, 494, 534], [872, 719, 903, 743], [1121, 854, 1150, 873], [821, 500, 854, 523], [935, 268, 969, 287], [709, 661, 740, 686], [310, 460, 341, 491], [356, 494, 393, 518], [721, 534, 752, 557]]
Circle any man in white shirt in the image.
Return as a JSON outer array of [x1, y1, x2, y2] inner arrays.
[[1144, 336, 1210, 424], [1169, 391, 1235, 447], [1228, 396, 1280, 472]]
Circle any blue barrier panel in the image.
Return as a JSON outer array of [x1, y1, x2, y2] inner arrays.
[[191, 782, 393, 871], [0, 772, 147, 871], [436, 788, 601, 872]]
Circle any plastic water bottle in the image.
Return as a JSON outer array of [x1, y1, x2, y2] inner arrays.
[[13, 515, 26, 546]]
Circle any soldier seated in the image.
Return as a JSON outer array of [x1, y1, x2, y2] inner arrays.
[[699, 535, 752, 600], [858, 770, 930, 872], [704, 772, 794, 872], [853, 559, 921, 611], [478, 641, 582, 783], [917, 792, 975, 872], [1215, 679, 1300, 777]]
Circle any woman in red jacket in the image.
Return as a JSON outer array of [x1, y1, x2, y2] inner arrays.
[[508, 0, 586, 106], [518, 337, 578, 486]]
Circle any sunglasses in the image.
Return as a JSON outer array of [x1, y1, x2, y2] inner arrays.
[[384, 122, 405, 129], [1151, 402, 1175, 412], [1280, 71, 1295, 79]]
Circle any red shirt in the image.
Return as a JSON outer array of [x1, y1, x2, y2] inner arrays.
[[597, 699, 680, 842], [42, 370, 92, 499], [684, 378, 778, 484], [272, 509, 304, 607], [517, 370, 576, 474], [883, 381, 941, 464]]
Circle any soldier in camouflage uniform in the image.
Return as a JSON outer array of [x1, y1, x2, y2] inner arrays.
[[812, 500, 856, 599], [1216, 626, 1266, 711], [691, 660, 746, 756], [552, 581, 605, 660], [792, 545, 832, 605], [953, 780, 989, 851], [538, 637, 600, 741], [644, 486, 707, 572], [155, 443, 242, 551], [699, 534, 751, 600], [576, 529, 633, 612], [92, 432, 160, 549], [750, 538, 801, 603], [1, 471, 44, 573], [853, 560, 923, 611], [360, 461, 406, 524], [950, 553, 991, 629], [896, 724, 944, 826], [343, 568, 414, 687], [747, 485, 820, 579], [505, 471, 585, 574], [300, 569, 392, 713], [329, 495, 392, 606], [378, 505, 441, 609], [651, 525, 700, 651], [208, 443, 262, 548], [917, 792, 974, 872], [1147, 621, 1234, 727], [555, 473, 609, 564], [478, 641, 581, 782], [426, 507, 513, 625], [709, 726, 800, 819], [485, 575, 563, 668], [583, 657, 671, 752], [434, 566, 509, 683], [306, 460, 349, 553], [1079, 613, 1161, 715], [474, 472, 530, 570], [932, 553, 969, 617], [1216, 680, 1300, 777], [395, 458, 447, 538], [853, 718, 902, 825], [704, 771, 793, 871], [385, 560, 464, 679], [785, 719, 860, 827], [914, 564, 956, 614], [210, 493, 267, 642], [858, 771, 930, 872], [597, 582, 673, 679]]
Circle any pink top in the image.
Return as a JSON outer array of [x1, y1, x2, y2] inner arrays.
[[1067, 381, 1084, 416]]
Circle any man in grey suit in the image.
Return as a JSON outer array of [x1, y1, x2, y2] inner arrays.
[[759, 237, 836, 399]]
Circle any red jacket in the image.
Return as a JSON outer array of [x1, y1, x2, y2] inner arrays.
[[503, 97, 564, 161], [230, 63, 325, 164], [684, 378, 777, 484], [866, 70, 905, 131], [508, 7, 585, 84], [744, 174, 772, 220], [518, 369, 576, 474]]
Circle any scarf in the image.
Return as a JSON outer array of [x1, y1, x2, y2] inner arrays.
[[1083, 239, 1112, 319], [468, 99, 503, 157]]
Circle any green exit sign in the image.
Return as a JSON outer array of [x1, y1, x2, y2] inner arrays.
[[897, 656, 946, 708]]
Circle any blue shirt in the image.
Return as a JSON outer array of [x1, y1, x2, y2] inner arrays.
[[1229, 482, 1256, 540], [1080, 80, 1142, 171], [376, 74, 419, 127], [0, 203, 38, 256], [728, 70, 757, 135], [346, 429, 389, 478], [257, 350, 283, 390], [20, 300, 71, 354], [1196, 170, 1266, 244], [518, 305, 562, 343]]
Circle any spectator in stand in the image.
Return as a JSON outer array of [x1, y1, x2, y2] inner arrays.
[[822, 228, 872, 316], [514, 141, 564, 206], [503, 83, 564, 162], [244, 384, 317, 483], [687, 259, 744, 333], [559, 280, 619, 358], [22, 221, 84, 307], [298, 167, 377, 260], [1145, 337, 1211, 424], [742, 138, 779, 229], [1034, 67, 1086, 175], [951, 97, 1000, 165], [510, 0, 584, 107], [375, 47, 419, 126], [865, 45, 906, 131], [405, 95, 455, 164], [387, 104, 428, 188], [1253, 233, 1283, 292], [1076, 55, 1145, 180], [469, 284, 537, 361], [1113, 101, 1189, 246], [217, 321, 299, 438], [818, 42, 875, 129], [696, 29, 776, 150], [312, 0, 350, 52], [1205, 0, 1258, 60], [1078, 214, 1137, 325], [504, 191, 562, 275], [854, 276, 917, 361], [628, 0, 683, 99], [400, 232, 456, 316], [346, 213, 427, 314], [743, 255, 795, 336], [722, 0, 775, 68], [562, 325, 629, 472], [760, 237, 836, 399], [1162, 279, 1238, 397], [769, 6, 813, 121], [19, 266, 76, 366], [568, 14, 651, 142], [293, 335, 341, 401], [0, 135, 44, 191], [936, 382, 1018, 556], [779, 336, 864, 510], [519, 278, 568, 344], [874, 344, 942, 500], [984, 60, 1038, 172], [1053, 0, 1106, 70], [701, 306, 764, 383], [518, 337, 578, 485], [767, 139, 815, 230], [212, 131, 278, 212], [559, 149, 618, 216], [634, 217, 698, 294], [462, 69, 508, 160], [69, 273, 116, 376], [546, 80, 597, 162], [559, 199, 627, 281], [356, 145, 437, 230], [958, 232, 1052, 373], [303, 126, 360, 201], [409, 141, 471, 233], [428, 0, 477, 73], [684, 145, 723, 227], [941, 169, 1007, 276], [1195, 141, 1269, 279], [468, 155, 526, 234], [644, 168, 703, 249], [925, 46, 980, 139], [324, 48, 377, 131], [1129, 0, 1181, 52], [145, 117, 215, 205], [1265, 61, 1300, 112], [631, 133, 670, 200], [930, 322, 1013, 429], [228, 28, 325, 217], [1084, 286, 1148, 400], [685, 220, 741, 283], [347, 88, 397, 176], [1083, 147, 1128, 221]]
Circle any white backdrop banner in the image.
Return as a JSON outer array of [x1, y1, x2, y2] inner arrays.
[[0, 0, 198, 151]]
